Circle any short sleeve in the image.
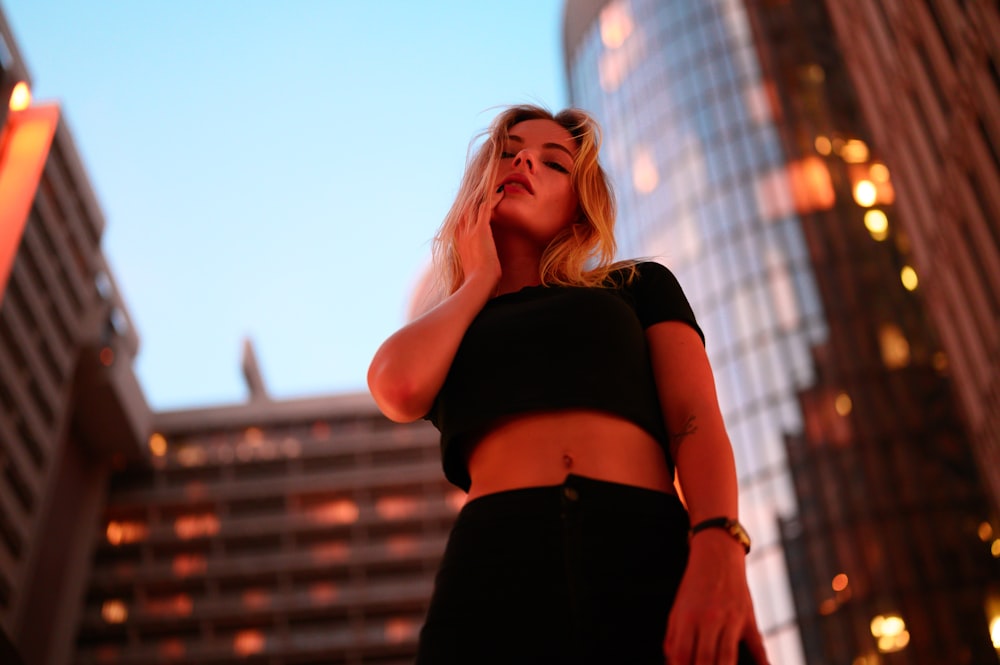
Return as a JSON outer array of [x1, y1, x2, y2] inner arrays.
[[626, 262, 705, 344]]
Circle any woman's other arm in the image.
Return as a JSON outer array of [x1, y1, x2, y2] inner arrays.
[[647, 321, 769, 665], [367, 214, 500, 422]]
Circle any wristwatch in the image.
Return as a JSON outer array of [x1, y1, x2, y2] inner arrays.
[[690, 517, 751, 554]]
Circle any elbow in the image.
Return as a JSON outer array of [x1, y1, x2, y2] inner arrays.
[[367, 360, 431, 423]]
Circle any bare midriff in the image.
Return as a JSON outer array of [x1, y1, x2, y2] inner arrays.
[[464, 410, 676, 502]]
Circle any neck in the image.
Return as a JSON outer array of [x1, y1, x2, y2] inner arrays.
[[493, 232, 546, 296]]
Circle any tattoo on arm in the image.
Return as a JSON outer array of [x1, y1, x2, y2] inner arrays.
[[670, 415, 698, 450]]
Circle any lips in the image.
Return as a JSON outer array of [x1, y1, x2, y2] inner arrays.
[[499, 174, 534, 194]]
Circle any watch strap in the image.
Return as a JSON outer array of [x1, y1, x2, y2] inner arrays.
[[690, 516, 752, 554]]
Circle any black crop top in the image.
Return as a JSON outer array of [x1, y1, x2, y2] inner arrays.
[[424, 261, 704, 491]]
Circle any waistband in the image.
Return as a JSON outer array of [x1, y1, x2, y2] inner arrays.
[[459, 473, 687, 522]]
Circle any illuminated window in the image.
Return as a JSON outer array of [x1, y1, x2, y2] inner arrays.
[[159, 639, 185, 659], [990, 614, 1000, 648], [311, 540, 350, 563], [384, 617, 419, 644], [834, 393, 852, 416], [281, 436, 302, 457], [101, 599, 128, 624], [814, 135, 832, 155], [311, 421, 331, 441], [309, 581, 339, 605], [853, 180, 877, 207], [176, 445, 207, 467], [870, 613, 910, 653], [978, 522, 994, 542], [599, 2, 633, 48], [864, 210, 889, 241], [172, 554, 207, 578], [9, 81, 31, 111], [869, 162, 890, 182], [148, 433, 167, 457], [840, 139, 869, 163], [387, 534, 419, 557], [631, 147, 659, 194], [789, 157, 835, 213], [376, 495, 421, 520], [233, 630, 265, 656], [242, 588, 270, 610], [832, 573, 849, 591], [174, 513, 220, 539], [878, 324, 911, 369], [307, 498, 359, 524], [106, 520, 148, 546], [145, 593, 193, 617], [900, 266, 918, 291]]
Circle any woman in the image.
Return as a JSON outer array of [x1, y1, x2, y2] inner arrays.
[[368, 105, 768, 665]]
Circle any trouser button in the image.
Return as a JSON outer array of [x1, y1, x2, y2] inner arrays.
[[563, 486, 579, 502]]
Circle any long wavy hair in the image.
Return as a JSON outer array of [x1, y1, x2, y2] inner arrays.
[[429, 105, 633, 303]]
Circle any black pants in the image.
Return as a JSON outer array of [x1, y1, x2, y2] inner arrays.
[[415, 474, 692, 665]]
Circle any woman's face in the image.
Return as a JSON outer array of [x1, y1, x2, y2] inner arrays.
[[491, 118, 579, 247]]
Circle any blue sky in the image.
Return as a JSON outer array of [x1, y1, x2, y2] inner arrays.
[[4, 1, 568, 410]]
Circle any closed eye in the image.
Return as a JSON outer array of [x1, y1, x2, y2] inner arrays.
[[546, 161, 570, 174], [500, 151, 515, 159]]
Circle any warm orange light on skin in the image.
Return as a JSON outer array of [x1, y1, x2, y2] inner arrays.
[[9, 81, 31, 111]]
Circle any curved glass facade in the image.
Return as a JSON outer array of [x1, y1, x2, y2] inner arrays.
[[565, 1, 999, 662], [566, 3, 818, 661]]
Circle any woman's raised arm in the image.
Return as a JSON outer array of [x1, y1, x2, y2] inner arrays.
[[367, 214, 501, 422]]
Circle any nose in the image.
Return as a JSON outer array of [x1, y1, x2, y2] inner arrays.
[[512, 149, 535, 172]]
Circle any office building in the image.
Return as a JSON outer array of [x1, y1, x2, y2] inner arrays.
[[73, 377, 457, 665], [0, 10, 150, 665], [822, 0, 1000, 519], [563, 0, 998, 662]]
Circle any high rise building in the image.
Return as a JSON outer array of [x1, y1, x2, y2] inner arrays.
[[821, 0, 1000, 519], [73, 382, 457, 665], [0, 11, 150, 665], [563, 0, 998, 662]]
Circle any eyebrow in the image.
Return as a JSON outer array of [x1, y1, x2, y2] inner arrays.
[[507, 134, 575, 159]]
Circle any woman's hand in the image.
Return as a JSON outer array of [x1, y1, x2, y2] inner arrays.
[[455, 196, 502, 291], [663, 531, 768, 664]]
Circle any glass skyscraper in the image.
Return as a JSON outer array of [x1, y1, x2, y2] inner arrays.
[[564, 0, 998, 662]]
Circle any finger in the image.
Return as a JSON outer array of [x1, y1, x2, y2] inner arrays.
[[693, 619, 723, 665], [664, 616, 695, 665], [715, 621, 739, 665]]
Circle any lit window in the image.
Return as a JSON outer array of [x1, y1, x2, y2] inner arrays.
[[101, 599, 128, 624], [242, 588, 270, 610], [834, 393, 852, 417], [992, 539, 1000, 558], [853, 180, 877, 207], [309, 582, 338, 605], [385, 617, 419, 643], [599, 2, 633, 48], [788, 157, 836, 213], [631, 147, 659, 194], [176, 445, 207, 467], [878, 324, 911, 369], [145, 593, 193, 617], [172, 554, 207, 578], [990, 614, 1000, 648], [376, 495, 421, 520], [814, 136, 832, 155], [106, 520, 148, 546], [307, 499, 359, 524], [174, 513, 220, 540], [233, 630, 265, 656], [244, 427, 264, 443], [840, 139, 869, 163], [869, 162, 890, 182], [311, 421, 331, 441], [159, 639, 185, 659], [281, 437, 302, 458], [311, 540, 350, 563], [9, 81, 31, 111], [900, 266, 918, 291], [864, 210, 889, 241], [148, 433, 167, 457], [870, 613, 909, 653], [832, 573, 849, 591], [387, 534, 419, 556], [978, 522, 994, 542]]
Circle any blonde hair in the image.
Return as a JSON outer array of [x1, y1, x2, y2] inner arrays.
[[430, 105, 633, 302]]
